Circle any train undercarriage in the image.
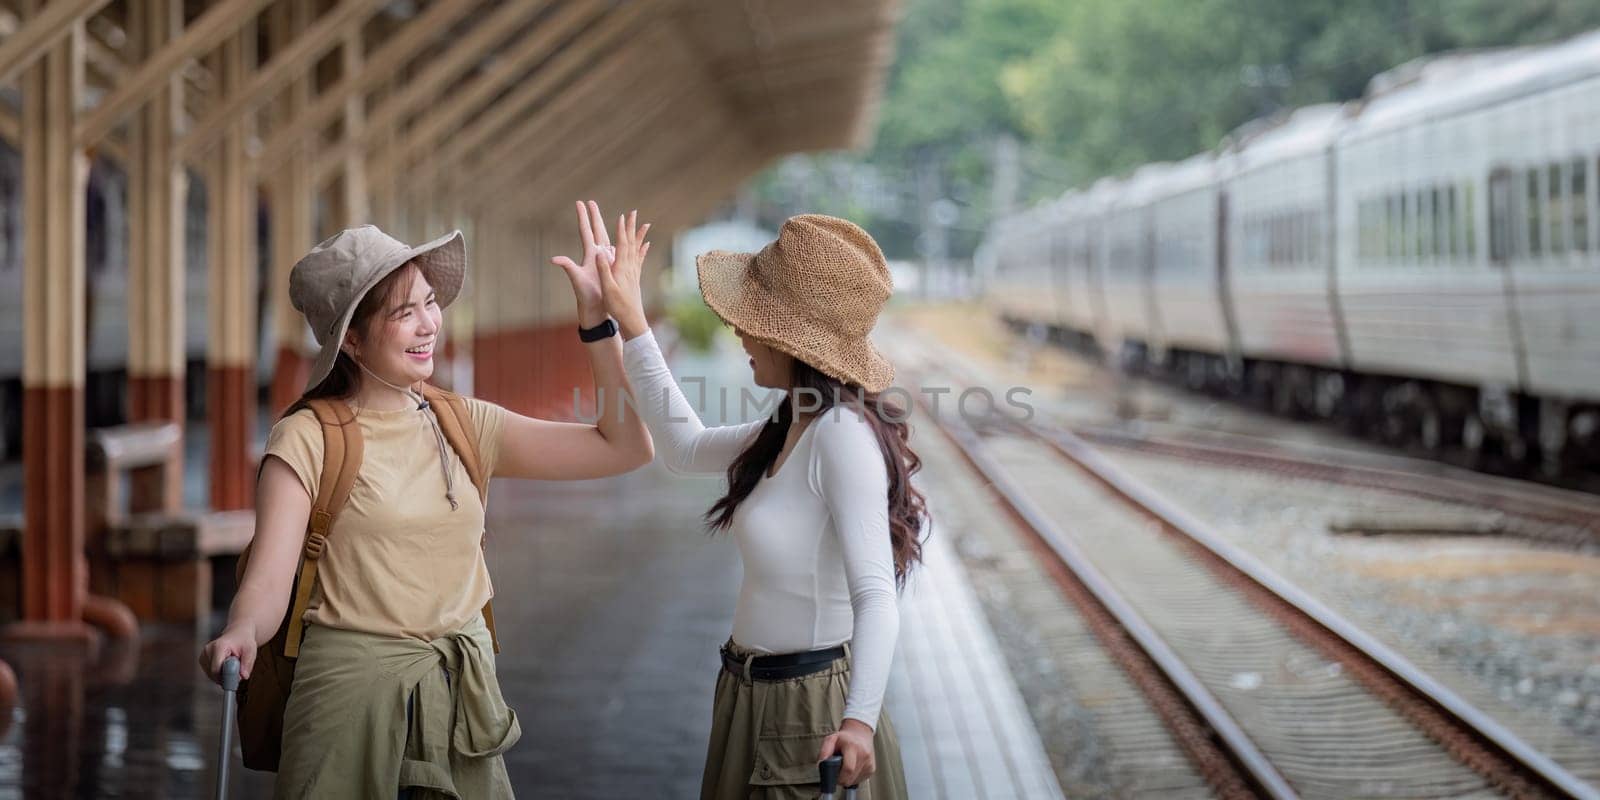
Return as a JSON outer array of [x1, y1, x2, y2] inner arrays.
[[1005, 316, 1600, 484]]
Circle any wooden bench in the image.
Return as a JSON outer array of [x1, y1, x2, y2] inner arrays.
[[86, 422, 184, 534], [83, 423, 253, 626], [94, 509, 254, 624]]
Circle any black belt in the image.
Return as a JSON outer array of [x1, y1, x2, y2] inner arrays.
[[721, 645, 847, 682]]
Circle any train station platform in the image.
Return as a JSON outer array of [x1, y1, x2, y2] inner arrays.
[[0, 334, 1065, 799]]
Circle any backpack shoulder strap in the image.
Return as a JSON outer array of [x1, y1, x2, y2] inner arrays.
[[419, 383, 500, 652], [283, 398, 363, 658]]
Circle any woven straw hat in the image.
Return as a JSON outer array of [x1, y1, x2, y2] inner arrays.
[[289, 225, 466, 392], [696, 214, 894, 393]]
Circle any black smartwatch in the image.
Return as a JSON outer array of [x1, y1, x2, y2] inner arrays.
[[578, 317, 619, 342]]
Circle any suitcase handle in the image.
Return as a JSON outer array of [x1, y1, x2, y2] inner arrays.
[[220, 655, 241, 692], [215, 656, 241, 799], [818, 754, 859, 800]]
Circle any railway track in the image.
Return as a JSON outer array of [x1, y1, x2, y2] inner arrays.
[[906, 357, 1600, 799], [1069, 421, 1600, 550]]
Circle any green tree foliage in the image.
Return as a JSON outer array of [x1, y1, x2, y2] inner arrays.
[[1007, 0, 1600, 178], [747, 0, 1600, 259]]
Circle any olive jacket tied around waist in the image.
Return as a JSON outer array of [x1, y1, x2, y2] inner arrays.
[[275, 615, 520, 799]]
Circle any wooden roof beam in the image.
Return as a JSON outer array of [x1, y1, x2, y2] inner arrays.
[[252, 0, 486, 170], [75, 0, 278, 147], [0, 0, 108, 85], [368, 3, 648, 192], [468, 64, 731, 219], [308, 0, 559, 183], [466, 78, 703, 215], [449, 14, 719, 190], [526, 100, 729, 219], [175, 0, 389, 162], [0, 78, 127, 163], [328, 0, 614, 188], [457, 46, 673, 194]]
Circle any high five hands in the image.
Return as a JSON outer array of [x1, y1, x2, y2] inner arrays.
[[550, 200, 651, 339]]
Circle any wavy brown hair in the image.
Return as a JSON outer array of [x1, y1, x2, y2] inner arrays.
[[705, 358, 929, 587]]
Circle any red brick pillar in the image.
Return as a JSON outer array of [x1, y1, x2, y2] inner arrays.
[[206, 26, 259, 511], [12, 2, 93, 642], [126, 0, 186, 513]]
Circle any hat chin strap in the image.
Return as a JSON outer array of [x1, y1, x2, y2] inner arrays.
[[352, 353, 424, 409], [350, 350, 459, 511]]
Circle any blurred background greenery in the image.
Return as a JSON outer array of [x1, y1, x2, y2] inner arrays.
[[737, 0, 1600, 262]]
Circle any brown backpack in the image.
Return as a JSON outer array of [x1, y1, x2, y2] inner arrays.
[[233, 384, 500, 772]]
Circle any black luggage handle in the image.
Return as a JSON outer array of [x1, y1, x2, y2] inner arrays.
[[819, 754, 859, 800], [215, 656, 241, 800]]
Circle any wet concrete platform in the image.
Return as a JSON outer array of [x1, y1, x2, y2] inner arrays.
[[0, 337, 1063, 799]]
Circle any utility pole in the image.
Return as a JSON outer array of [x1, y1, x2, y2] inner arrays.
[[991, 132, 1020, 222], [917, 150, 947, 299]]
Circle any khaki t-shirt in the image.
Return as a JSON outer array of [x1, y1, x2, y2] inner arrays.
[[263, 397, 506, 641]]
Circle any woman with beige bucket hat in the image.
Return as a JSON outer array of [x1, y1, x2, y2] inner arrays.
[[601, 211, 925, 798], [198, 201, 654, 797]]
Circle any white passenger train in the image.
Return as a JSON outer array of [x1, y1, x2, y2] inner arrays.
[[986, 32, 1600, 475]]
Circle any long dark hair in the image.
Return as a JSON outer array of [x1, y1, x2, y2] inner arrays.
[[281, 262, 420, 419], [705, 358, 929, 587]]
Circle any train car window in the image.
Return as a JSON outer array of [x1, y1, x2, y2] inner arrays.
[[1525, 168, 1542, 256], [1571, 158, 1588, 253], [1283, 214, 1293, 266], [1440, 185, 1452, 260], [1445, 186, 1460, 259], [1464, 182, 1478, 259], [1254, 217, 1268, 268], [1385, 195, 1396, 260], [1287, 212, 1298, 266], [1302, 210, 1314, 266], [1292, 213, 1301, 266], [1489, 169, 1513, 263], [1402, 191, 1415, 263], [1361, 199, 1377, 261], [1261, 216, 1272, 267], [1373, 199, 1386, 261], [1548, 163, 1566, 255], [1356, 202, 1366, 260], [1419, 189, 1434, 261], [1386, 194, 1401, 260], [1308, 210, 1322, 266], [1280, 214, 1293, 267], [1302, 210, 1313, 265], [1275, 214, 1286, 267]]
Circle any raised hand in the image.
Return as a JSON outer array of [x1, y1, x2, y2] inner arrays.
[[595, 209, 651, 340], [550, 200, 616, 328]]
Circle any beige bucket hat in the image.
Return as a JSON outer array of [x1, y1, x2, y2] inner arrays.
[[289, 224, 466, 392], [696, 214, 894, 393]]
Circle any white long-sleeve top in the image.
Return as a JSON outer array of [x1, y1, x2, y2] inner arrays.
[[622, 329, 900, 728]]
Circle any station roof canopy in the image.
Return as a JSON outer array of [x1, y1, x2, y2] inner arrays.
[[0, 0, 901, 229]]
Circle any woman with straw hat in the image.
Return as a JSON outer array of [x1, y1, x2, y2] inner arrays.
[[198, 201, 654, 797], [600, 211, 924, 798]]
